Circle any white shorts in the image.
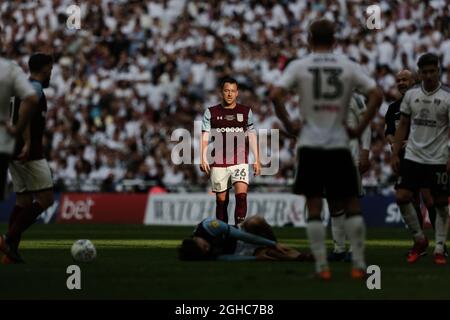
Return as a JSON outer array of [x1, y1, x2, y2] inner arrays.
[[210, 164, 249, 193], [9, 159, 53, 193]]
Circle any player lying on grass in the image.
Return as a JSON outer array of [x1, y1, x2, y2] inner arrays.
[[178, 215, 314, 261]]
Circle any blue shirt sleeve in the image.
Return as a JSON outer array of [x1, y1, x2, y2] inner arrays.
[[228, 227, 276, 247], [201, 217, 229, 237], [202, 108, 211, 132], [200, 218, 276, 247], [30, 81, 43, 99], [247, 109, 256, 132]]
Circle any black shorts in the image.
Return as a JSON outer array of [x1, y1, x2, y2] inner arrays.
[[397, 159, 449, 196], [0, 153, 10, 201], [293, 147, 359, 199]]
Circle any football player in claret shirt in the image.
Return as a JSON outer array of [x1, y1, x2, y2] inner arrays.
[[0, 29, 39, 263], [200, 77, 260, 226], [1, 53, 54, 264]]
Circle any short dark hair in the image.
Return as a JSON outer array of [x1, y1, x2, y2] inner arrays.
[[220, 76, 238, 89], [178, 239, 216, 261], [417, 53, 439, 69], [308, 19, 335, 47], [28, 53, 53, 73]]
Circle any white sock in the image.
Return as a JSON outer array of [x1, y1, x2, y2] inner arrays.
[[399, 203, 425, 241], [331, 213, 346, 253], [344, 215, 366, 270], [434, 206, 449, 254], [306, 220, 328, 273]]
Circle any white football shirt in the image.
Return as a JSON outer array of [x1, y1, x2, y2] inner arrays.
[[0, 58, 36, 154], [400, 83, 450, 165], [276, 52, 376, 149]]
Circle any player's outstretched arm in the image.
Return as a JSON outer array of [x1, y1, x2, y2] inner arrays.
[[229, 226, 277, 247]]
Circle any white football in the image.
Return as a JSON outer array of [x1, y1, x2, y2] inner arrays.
[[71, 239, 97, 263]]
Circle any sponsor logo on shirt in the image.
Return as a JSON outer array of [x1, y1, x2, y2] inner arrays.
[[419, 109, 430, 118], [313, 57, 336, 62], [215, 127, 244, 133], [415, 109, 436, 126], [224, 115, 235, 121], [413, 119, 437, 127], [210, 220, 220, 228]]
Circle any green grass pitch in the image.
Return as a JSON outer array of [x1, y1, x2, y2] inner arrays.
[[0, 224, 449, 299]]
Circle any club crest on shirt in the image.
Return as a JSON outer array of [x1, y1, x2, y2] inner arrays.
[[237, 113, 244, 122], [434, 99, 441, 106], [210, 220, 220, 228], [419, 108, 430, 119]]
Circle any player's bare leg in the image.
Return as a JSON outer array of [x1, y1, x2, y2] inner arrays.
[[215, 190, 229, 223], [6, 190, 54, 259], [396, 188, 428, 263], [8, 193, 33, 247], [234, 182, 248, 226], [342, 196, 367, 279], [1, 193, 32, 264], [306, 197, 330, 280]]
